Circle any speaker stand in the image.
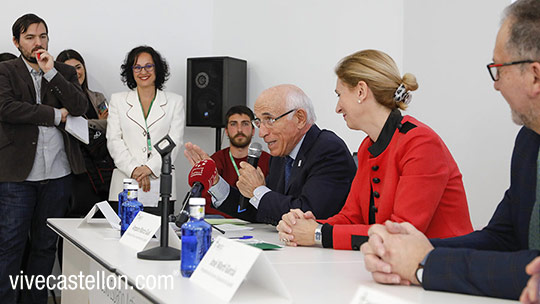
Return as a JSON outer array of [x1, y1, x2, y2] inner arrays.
[[215, 127, 222, 153]]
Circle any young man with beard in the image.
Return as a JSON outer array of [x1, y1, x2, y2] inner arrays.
[[0, 13, 88, 303], [206, 106, 270, 217]]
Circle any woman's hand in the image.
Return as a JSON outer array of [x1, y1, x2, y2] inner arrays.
[[98, 108, 108, 120], [131, 165, 153, 191]]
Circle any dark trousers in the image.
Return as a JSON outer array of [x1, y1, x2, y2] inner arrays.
[[0, 175, 72, 304]]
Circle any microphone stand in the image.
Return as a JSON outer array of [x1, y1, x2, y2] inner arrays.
[[138, 135, 181, 261]]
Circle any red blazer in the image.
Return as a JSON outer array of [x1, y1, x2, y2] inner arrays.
[[320, 114, 473, 250]]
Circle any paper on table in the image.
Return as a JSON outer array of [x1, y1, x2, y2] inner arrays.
[[214, 223, 254, 232], [206, 218, 249, 225], [138, 178, 160, 207], [65, 115, 89, 144]]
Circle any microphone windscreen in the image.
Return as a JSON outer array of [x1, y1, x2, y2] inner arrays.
[[188, 159, 217, 193], [248, 142, 263, 158]]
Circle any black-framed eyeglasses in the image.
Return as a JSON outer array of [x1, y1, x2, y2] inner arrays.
[[132, 64, 155, 73], [486, 60, 534, 81], [252, 109, 297, 128]]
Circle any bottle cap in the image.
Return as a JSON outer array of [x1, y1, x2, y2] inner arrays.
[[188, 197, 205, 206], [127, 184, 139, 190], [123, 178, 135, 184]]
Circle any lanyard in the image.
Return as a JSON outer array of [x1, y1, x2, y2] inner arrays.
[[139, 92, 156, 155], [228, 150, 240, 177]]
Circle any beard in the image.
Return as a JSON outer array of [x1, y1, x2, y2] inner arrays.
[[511, 109, 525, 126], [511, 103, 540, 130], [18, 46, 44, 64], [229, 133, 251, 148]]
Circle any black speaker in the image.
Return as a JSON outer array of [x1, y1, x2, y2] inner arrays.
[[187, 57, 247, 127]]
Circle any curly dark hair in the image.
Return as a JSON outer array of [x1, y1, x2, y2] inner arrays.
[[120, 46, 169, 90]]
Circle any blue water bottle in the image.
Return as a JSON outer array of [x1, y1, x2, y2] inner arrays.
[[118, 178, 135, 218], [120, 184, 144, 236], [181, 198, 212, 277]]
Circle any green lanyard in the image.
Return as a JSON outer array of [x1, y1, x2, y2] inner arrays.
[[139, 92, 156, 155], [228, 150, 240, 177]]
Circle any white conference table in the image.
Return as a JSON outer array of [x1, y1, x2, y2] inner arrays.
[[47, 218, 517, 304]]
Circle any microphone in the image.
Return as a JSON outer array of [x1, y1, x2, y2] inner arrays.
[[187, 158, 218, 197], [171, 159, 218, 228], [238, 142, 263, 211]]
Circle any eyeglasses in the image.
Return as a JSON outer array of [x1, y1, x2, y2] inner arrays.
[[252, 109, 296, 128], [132, 64, 155, 73], [486, 60, 534, 81]]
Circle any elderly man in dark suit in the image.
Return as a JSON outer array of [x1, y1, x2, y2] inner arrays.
[[0, 13, 88, 303], [184, 84, 356, 225], [360, 0, 540, 301]]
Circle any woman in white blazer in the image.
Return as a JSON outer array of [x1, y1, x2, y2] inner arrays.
[[107, 46, 184, 214]]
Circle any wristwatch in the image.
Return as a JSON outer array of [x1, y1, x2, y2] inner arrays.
[[415, 251, 431, 286], [415, 263, 424, 285], [314, 224, 323, 246]]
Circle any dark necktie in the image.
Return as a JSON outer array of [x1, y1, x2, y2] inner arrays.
[[284, 156, 294, 188], [529, 151, 540, 249]]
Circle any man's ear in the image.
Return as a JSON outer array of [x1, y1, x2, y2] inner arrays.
[[12, 37, 19, 49], [295, 108, 308, 128], [531, 62, 540, 98]]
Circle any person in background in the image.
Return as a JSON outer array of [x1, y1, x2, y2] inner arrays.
[[0, 52, 17, 62], [361, 0, 540, 300], [57, 49, 114, 216], [206, 105, 271, 218], [185, 84, 357, 224], [277, 49, 473, 250], [107, 45, 184, 215], [0, 13, 88, 303]]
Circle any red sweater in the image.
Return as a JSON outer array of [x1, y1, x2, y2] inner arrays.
[[205, 147, 271, 217], [320, 114, 473, 250]]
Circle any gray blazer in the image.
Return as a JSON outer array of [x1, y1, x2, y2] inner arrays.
[[86, 89, 108, 131]]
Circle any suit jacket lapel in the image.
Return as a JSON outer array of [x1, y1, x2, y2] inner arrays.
[[15, 57, 37, 103], [40, 77, 49, 102], [125, 90, 146, 132], [285, 124, 321, 193], [146, 90, 166, 129]]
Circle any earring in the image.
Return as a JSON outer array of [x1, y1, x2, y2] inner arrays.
[[357, 100, 362, 104]]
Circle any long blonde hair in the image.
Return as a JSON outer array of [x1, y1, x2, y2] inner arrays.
[[335, 49, 418, 110]]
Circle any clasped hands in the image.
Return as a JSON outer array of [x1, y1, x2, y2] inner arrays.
[[276, 209, 320, 246], [183, 142, 265, 194], [360, 220, 434, 286], [131, 165, 153, 192]]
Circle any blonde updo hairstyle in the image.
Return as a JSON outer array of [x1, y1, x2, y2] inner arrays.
[[335, 49, 418, 110]]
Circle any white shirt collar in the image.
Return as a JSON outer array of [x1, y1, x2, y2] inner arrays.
[[288, 134, 306, 160]]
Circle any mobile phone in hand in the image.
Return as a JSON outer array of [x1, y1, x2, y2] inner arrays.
[[97, 101, 107, 114]]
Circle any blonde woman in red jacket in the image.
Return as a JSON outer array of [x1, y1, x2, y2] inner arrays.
[[277, 49, 473, 250]]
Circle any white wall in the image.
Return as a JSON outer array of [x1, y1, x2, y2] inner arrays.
[[0, 0, 517, 228], [213, 0, 404, 152]]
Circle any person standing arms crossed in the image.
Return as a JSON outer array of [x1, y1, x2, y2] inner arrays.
[[0, 13, 88, 303]]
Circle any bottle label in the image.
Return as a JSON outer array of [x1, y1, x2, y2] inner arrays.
[[189, 205, 205, 219], [127, 189, 138, 200]]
